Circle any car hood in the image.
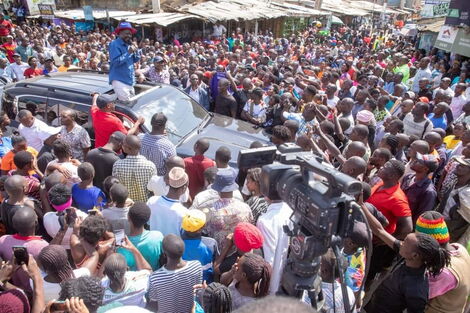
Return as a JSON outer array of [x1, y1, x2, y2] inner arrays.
[[176, 113, 271, 167]]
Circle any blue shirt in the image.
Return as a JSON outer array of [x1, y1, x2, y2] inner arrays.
[[0, 137, 12, 157], [108, 37, 140, 86], [118, 230, 163, 271], [182, 235, 218, 283], [428, 113, 447, 130], [71, 184, 106, 212]]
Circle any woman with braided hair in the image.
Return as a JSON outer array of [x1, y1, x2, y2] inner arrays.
[[38, 244, 98, 302], [100, 238, 152, 309], [220, 252, 272, 310], [193, 282, 232, 313]]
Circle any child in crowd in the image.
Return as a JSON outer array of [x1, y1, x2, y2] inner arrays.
[[72, 162, 106, 213]]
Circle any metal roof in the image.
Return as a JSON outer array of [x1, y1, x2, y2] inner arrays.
[[177, 0, 327, 23], [319, 0, 371, 16], [116, 12, 203, 26], [417, 17, 445, 33], [54, 9, 136, 20]]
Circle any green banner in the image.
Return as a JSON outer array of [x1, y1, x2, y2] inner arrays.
[[452, 29, 470, 57]]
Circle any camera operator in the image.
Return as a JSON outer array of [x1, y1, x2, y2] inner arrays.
[[256, 193, 293, 294]]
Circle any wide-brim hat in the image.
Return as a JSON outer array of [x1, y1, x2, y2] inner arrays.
[[114, 21, 137, 35]]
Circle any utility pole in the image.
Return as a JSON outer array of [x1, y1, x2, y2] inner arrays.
[[152, 0, 161, 13]]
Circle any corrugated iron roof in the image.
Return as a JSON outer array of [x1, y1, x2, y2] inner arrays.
[[54, 9, 136, 20], [417, 18, 445, 33], [177, 0, 327, 22], [117, 12, 203, 26]]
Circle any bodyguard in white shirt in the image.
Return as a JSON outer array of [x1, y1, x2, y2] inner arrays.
[[10, 53, 28, 81], [18, 109, 60, 151], [257, 200, 293, 294], [411, 57, 431, 93]]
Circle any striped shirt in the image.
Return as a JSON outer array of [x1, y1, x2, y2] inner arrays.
[[140, 134, 176, 176], [148, 260, 202, 313]]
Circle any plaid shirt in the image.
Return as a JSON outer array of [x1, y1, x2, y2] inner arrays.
[[112, 155, 156, 202], [140, 134, 176, 176], [282, 112, 316, 137]]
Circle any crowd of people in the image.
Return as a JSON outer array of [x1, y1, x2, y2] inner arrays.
[[0, 9, 469, 313]]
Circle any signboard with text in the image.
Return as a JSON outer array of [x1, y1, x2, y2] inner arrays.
[[26, 0, 55, 16], [38, 4, 54, 19], [420, 0, 450, 18], [445, 0, 469, 26]]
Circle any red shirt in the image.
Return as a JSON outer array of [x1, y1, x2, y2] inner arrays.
[[0, 20, 13, 37], [184, 155, 216, 198], [1, 42, 16, 62], [91, 105, 127, 147], [23, 68, 43, 78], [367, 181, 411, 234]]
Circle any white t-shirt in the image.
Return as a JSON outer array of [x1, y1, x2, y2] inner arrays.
[[212, 24, 226, 37], [46, 160, 81, 188], [243, 101, 266, 122], [147, 196, 188, 236], [18, 118, 60, 151], [450, 94, 467, 120], [39, 268, 90, 302], [101, 270, 150, 308], [10, 62, 28, 81], [147, 175, 189, 202], [43, 210, 88, 249], [327, 96, 340, 109]]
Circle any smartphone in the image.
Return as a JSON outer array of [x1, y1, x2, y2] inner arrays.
[[114, 229, 125, 246], [65, 208, 77, 225], [50, 301, 66, 312], [12, 246, 29, 265]]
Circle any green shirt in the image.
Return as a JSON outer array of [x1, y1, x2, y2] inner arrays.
[[393, 64, 410, 83], [117, 230, 163, 271]]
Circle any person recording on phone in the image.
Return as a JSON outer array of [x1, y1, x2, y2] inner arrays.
[[70, 215, 114, 270], [108, 21, 141, 101]]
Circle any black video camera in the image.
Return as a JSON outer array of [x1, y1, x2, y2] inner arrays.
[[238, 143, 362, 307]]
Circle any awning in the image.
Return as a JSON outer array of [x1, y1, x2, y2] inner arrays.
[[54, 9, 136, 20], [331, 15, 344, 24], [114, 12, 203, 27], [347, 1, 402, 14], [417, 18, 446, 33], [320, 0, 371, 16], [434, 25, 470, 57], [176, 0, 327, 23]]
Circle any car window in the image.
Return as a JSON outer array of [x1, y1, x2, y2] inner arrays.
[[17, 95, 47, 121], [46, 98, 89, 127], [130, 86, 208, 144]]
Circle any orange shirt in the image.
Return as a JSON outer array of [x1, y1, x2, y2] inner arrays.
[[367, 181, 411, 234], [1, 146, 38, 173]]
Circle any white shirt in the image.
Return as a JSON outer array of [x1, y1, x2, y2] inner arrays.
[[18, 118, 60, 151], [450, 94, 467, 120], [327, 96, 340, 109], [243, 100, 266, 122], [46, 160, 81, 188], [403, 113, 433, 139], [147, 195, 188, 236], [212, 24, 226, 37], [39, 268, 90, 302], [188, 87, 200, 103], [256, 202, 293, 294], [43, 210, 88, 249], [101, 270, 150, 308], [10, 62, 28, 81], [411, 67, 432, 93], [147, 175, 189, 202], [433, 87, 455, 99]]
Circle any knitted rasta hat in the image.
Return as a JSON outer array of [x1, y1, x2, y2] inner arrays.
[[415, 212, 450, 245]]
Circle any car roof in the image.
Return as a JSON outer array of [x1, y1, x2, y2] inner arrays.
[[22, 72, 113, 94]]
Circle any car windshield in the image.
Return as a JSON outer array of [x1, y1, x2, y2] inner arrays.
[[130, 85, 209, 144]]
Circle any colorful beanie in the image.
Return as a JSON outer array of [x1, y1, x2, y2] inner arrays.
[[415, 213, 450, 245]]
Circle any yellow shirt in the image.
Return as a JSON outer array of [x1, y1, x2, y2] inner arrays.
[[443, 135, 461, 150]]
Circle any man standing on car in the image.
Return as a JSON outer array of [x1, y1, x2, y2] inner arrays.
[[91, 93, 144, 148], [108, 21, 140, 101]]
